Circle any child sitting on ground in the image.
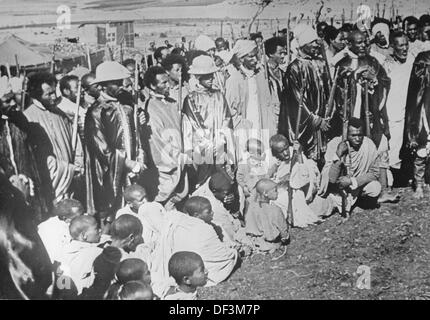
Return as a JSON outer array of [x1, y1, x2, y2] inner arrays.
[[38, 199, 84, 265], [237, 138, 272, 198], [105, 258, 152, 299], [162, 251, 208, 300], [116, 184, 166, 243], [110, 281, 154, 300], [116, 184, 148, 216], [245, 179, 289, 253], [58, 215, 102, 297]]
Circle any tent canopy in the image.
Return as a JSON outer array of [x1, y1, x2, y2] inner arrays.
[[0, 34, 51, 67]]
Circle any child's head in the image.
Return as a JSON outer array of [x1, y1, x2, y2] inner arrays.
[[110, 214, 143, 252], [69, 215, 100, 243], [116, 258, 151, 285], [55, 199, 84, 224], [123, 184, 147, 213], [256, 179, 279, 201], [246, 138, 265, 167], [114, 281, 153, 300], [168, 251, 208, 290], [183, 196, 213, 223]]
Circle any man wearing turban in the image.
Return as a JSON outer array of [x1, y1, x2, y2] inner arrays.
[[278, 25, 331, 164]]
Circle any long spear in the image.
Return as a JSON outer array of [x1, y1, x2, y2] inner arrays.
[[71, 79, 82, 159], [341, 77, 349, 218]]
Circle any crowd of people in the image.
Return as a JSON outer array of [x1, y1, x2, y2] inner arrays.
[[1, 12, 430, 300]]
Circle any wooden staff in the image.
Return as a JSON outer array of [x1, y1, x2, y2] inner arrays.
[[50, 46, 55, 74], [320, 39, 332, 86], [71, 79, 82, 158], [341, 77, 349, 218], [288, 73, 306, 226], [86, 45, 92, 71], [133, 56, 143, 164], [5, 63, 11, 78], [220, 20, 224, 38], [382, 3, 386, 19], [377, 3, 380, 18], [14, 55, 19, 75], [324, 67, 340, 120], [20, 70, 27, 111], [342, 9, 345, 25], [363, 80, 371, 138], [178, 72, 183, 113], [286, 25, 291, 65]]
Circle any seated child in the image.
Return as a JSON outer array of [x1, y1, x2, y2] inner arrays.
[[116, 184, 147, 216], [110, 281, 154, 300], [58, 215, 102, 296], [116, 184, 166, 243], [162, 251, 208, 300], [237, 138, 271, 198], [38, 199, 84, 264], [105, 258, 152, 299], [245, 179, 289, 253]]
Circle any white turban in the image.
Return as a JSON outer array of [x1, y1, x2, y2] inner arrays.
[[294, 24, 319, 47], [232, 40, 257, 58], [194, 35, 216, 52], [372, 23, 390, 48]]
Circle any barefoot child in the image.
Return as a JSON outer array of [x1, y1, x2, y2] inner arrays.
[[245, 179, 289, 252]]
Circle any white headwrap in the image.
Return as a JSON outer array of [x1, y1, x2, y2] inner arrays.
[[232, 40, 257, 58], [372, 23, 390, 48], [294, 24, 319, 47]]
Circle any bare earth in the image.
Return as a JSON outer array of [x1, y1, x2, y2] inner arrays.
[[200, 187, 430, 300]]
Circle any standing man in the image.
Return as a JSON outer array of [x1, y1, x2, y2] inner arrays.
[[279, 25, 331, 163], [335, 30, 392, 202], [404, 49, 430, 198], [382, 32, 414, 185], [182, 55, 235, 190], [24, 72, 83, 205], [1, 87, 49, 220], [142, 66, 188, 209], [161, 54, 189, 111], [264, 37, 287, 130], [225, 39, 276, 157], [85, 61, 145, 219]]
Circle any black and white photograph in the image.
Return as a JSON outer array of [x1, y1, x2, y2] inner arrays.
[[0, 0, 430, 303]]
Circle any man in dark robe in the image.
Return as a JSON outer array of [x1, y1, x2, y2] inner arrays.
[[0, 89, 49, 221], [404, 50, 430, 198], [85, 61, 145, 221], [279, 25, 331, 163], [334, 30, 392, 202]]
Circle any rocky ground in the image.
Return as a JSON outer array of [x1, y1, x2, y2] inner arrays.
[[200, 187, 430, 300]]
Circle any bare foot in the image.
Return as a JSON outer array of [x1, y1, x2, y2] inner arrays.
[[414, 186, 424, 199]]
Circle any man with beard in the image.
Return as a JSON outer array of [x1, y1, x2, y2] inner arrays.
[[278, 25, 331, 163], [334, 30, 393, 203], [1, 87, 49, 220], [85, 61, 145, 221], [225, 39, 276, 158], [370, 22, 393, 64], [24, 72, 83, 206], [404, 49, 430, 198], [382, 32, 414, 189]]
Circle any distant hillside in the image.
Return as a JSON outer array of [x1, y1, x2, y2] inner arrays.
[[85, 0, 224, 10]]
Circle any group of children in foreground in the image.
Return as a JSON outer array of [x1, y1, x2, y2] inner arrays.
[[37, 137, 291, 300]]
